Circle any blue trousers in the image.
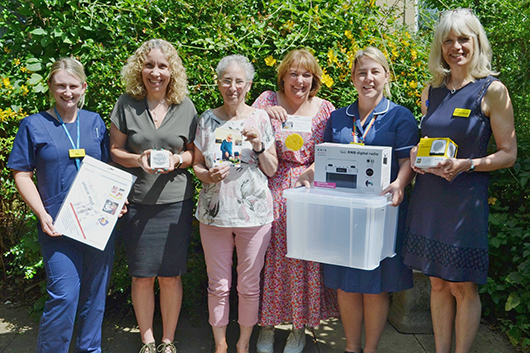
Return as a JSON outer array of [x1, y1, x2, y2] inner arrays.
[[37, 234, 115, 353]]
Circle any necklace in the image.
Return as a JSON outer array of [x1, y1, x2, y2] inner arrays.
[[148, 99, 167, 123], [449, 79, 469, 94]]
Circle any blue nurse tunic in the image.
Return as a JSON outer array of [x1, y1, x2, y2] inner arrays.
[[322, 97, 419, 293], [8, 110, 114, 353]]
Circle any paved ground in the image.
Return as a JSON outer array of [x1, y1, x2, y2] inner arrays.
[[0, 300, 517, 353]]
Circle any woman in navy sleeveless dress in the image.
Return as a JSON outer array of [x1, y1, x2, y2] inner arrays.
[[403, 9, 517, 353]]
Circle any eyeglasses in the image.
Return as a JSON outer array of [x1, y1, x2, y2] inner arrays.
[[220, 78, 248, 88], [439, 8, 473, 20]]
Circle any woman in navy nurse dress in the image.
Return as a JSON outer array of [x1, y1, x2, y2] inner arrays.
[[402, 9, 517, 353], [321, 47, 418, 353], [7, 58, 113, 353]]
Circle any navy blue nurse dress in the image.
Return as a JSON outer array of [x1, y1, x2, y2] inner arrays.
[[323, 97, 419, 293], [403, 77, 497, 285]]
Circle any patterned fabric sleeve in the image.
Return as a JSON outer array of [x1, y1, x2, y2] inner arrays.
[[251, 90, 277, 110]]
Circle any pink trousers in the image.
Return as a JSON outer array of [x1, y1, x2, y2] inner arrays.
[[200, 223, 272, 327]]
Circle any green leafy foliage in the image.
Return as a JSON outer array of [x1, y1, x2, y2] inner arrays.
[[1, 0, 529, 345], [0, 0, 428, 316]]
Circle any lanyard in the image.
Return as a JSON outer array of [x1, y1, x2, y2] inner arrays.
[[55, 107, 81, 170], [352, 115, 377, 144]]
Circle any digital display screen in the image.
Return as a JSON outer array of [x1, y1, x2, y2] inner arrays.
[[327, 173, 357, 189]]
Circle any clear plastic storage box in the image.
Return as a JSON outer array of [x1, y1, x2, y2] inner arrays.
[[283, 187, 398, 270]]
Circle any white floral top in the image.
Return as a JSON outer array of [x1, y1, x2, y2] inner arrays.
[[194, 109, 275, 227]]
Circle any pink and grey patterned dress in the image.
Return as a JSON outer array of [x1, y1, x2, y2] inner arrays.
[[252, 90, 339, 328]]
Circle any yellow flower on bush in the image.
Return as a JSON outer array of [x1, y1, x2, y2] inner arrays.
[[327, 48, 338, 65], [345, 30, 353, 40], [392, 49, 399, 58], [0, 108, 12, 122], [339, 70, 349, 82], [264, 55, 276, 67], [411, 49, 417, 61], [284, 20, 295, 30], [321, 71, 334, 88], [3, 77, 11, 88], [409, 81, 418, 89], [488, 197, 497, 205], [21, 85, 29, 96], [21, 66, 28, 73], [13, 58, 20, 66]]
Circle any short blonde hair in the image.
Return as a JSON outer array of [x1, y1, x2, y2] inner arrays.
[[429, 8, 496, 87], [277, 49, 322, 98], [47, 57, 87, 108], [351, 47, 391, 98], [121, 39, 188, 105]]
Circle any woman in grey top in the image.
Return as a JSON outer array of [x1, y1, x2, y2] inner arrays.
[[110, 39, 198, 353]]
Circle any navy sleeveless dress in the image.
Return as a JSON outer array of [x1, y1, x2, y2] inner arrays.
[[403, 76, 497, 285]]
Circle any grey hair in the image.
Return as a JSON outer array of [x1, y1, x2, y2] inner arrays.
[[216, 55, 255, 82]]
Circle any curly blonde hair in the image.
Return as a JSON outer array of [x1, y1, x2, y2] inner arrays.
[[429, 8, 496, 88], [277, 49, 322, 98], [121, 39, 188, 105]]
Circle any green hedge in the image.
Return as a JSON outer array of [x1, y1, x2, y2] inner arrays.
[[0, 0, 528, 347]]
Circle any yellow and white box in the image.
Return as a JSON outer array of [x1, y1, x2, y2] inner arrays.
[[414, 137, 458, 169]]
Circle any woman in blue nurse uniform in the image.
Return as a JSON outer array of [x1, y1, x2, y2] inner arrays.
[[299, 47, 418, 353], [8, 57, 114, 353]]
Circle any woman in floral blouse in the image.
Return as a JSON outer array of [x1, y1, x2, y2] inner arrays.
[[193, 54, 278, 353]]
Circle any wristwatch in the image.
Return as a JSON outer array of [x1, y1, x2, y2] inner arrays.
[[175, 154, 183, 169], [253, 142, 265, 155], [466, 158, 475, 172]]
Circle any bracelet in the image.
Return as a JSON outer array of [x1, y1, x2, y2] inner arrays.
[[175, 154, 183, 169], [466, 158, 475, 172], [253, 142, 265, 155]]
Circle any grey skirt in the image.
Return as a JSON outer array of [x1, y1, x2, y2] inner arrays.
[[121, 199, 193, 277]]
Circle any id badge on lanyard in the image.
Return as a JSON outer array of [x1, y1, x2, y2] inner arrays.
[[55, 108, 84, 170], [351, 116, 376, 145]]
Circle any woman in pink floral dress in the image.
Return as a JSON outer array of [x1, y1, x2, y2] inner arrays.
[[252, 49, 339, 353]]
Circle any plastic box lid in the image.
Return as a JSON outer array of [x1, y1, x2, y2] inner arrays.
[[283, 186, 392, 207]]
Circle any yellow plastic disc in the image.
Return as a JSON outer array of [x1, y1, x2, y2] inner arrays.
[[285, 133, 304, 151]]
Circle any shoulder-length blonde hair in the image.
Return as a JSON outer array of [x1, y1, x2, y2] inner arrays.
[[47, 57, 87, 108], [351, 47, 392, 98], [429, 8, 496, 87], [277, 49, 322, 98], [121, 39, 188, 105]]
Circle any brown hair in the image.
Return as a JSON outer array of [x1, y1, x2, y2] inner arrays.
[[277, 49, 322, 98]]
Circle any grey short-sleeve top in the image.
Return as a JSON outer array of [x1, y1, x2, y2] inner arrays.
[[110, 94, 198, 205]]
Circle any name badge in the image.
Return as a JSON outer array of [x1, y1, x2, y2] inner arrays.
[[453, 108, 471, 118], [69, 149, 86, 158]]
